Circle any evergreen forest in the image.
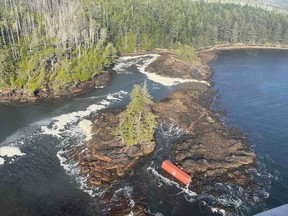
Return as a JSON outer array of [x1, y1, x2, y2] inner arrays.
[[114, 83, 157, 145], [1, 0, 288, 93]]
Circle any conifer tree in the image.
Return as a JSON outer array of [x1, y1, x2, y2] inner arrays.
[[114, 82, 157, 145]]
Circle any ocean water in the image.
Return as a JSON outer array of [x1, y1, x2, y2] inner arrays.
[[0, 51, 287, 215], [211, 49, 288, 215], [0, 55, 173, 216]]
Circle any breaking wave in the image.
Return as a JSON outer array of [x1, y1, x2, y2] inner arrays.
[[45, 90, 127, 196], [114, 54, 210, 86], [0, 90, 127, 198], [147, 162, 197, 198]]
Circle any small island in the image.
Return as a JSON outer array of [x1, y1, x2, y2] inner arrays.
[[75, 83, 157, 186]]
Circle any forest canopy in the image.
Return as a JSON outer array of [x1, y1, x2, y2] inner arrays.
[[1, 0, 288, 92], [113, 83, 157, 145]]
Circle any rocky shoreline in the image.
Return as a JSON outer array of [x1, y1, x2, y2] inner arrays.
[[1, 48, 259, 214], [70, 50, 258, 214], [0, 71, 111, 104], [75, 108, 155, 187], [151, 51, 256, 190], [2, 46, 288, 105]]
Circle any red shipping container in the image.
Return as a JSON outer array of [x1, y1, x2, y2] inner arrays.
[[161, 160, 192, 185]]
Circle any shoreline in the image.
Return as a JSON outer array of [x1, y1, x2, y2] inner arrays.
[[70, 49, 259, 214], [199, 44, 288, 52], [76, 51, 256, 188], [1, 44, 288, 105], [0, 71, 111, 104]]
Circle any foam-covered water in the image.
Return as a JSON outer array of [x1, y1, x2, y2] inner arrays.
[[115, 54, 210, 86], [0, 146, 25, 157], [147, 162, 197, 198]]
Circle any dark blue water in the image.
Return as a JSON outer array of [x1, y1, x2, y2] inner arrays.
[[211, 49, 288, 214]]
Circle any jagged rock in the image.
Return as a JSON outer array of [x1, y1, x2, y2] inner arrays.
[[101, 185, 148, 216], [140, 142, 155, 155], [75, 108, 155, 187], [81, 166, 91, 174], [89, 177, 102, 186], [152, 74, 256, 190], [91, 151, 112, 162]]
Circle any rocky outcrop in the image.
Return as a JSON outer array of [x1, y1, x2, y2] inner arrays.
[[147, 50, 256, 190], [100, 186, 147, 216], [75, 51, 256, 191], [146, 52, 213, 81], [152, 72, 256, 190], [71, 51, 257, 214], [75, 109, 155, 187]]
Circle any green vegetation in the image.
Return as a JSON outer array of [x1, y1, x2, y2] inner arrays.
[[100, 0, 288, 50], [1, 0, 288, 93], [175, 45, 199, 62], [114, 83, 157, 145], [0, 0, 117, 93]]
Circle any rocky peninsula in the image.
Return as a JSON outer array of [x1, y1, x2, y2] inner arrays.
[[150, 51, 256, 190], [71, 50, 257, 214]]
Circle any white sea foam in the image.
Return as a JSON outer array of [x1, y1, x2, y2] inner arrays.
[[202, 201, 226, 216], [0, 146, 25, 157], [78, 119, 93, 141], [41, 91, 127, 139], [147, 163, 197, 198], [49, 90, 127, 197], [125, 186, 135, 208], [111, 185, 135, 205], [0, 157, 5, 165], [56, 149, 75, 173], [116, 54, 210, 86], [41, 104, 103, 138], [0, 118, 50, 147], [211, 207, 226, 215], [119, 55, 155, 61], [124, 54, 210, 86], [113, 55, 150, 74]]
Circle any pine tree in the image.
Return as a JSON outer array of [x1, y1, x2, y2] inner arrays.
[[114, 82, 157, 145]]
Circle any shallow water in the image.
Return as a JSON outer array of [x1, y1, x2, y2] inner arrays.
[[211, 49, 288, 215]]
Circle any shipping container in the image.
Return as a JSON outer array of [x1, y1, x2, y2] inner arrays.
[[161, 160, 192, 185]]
